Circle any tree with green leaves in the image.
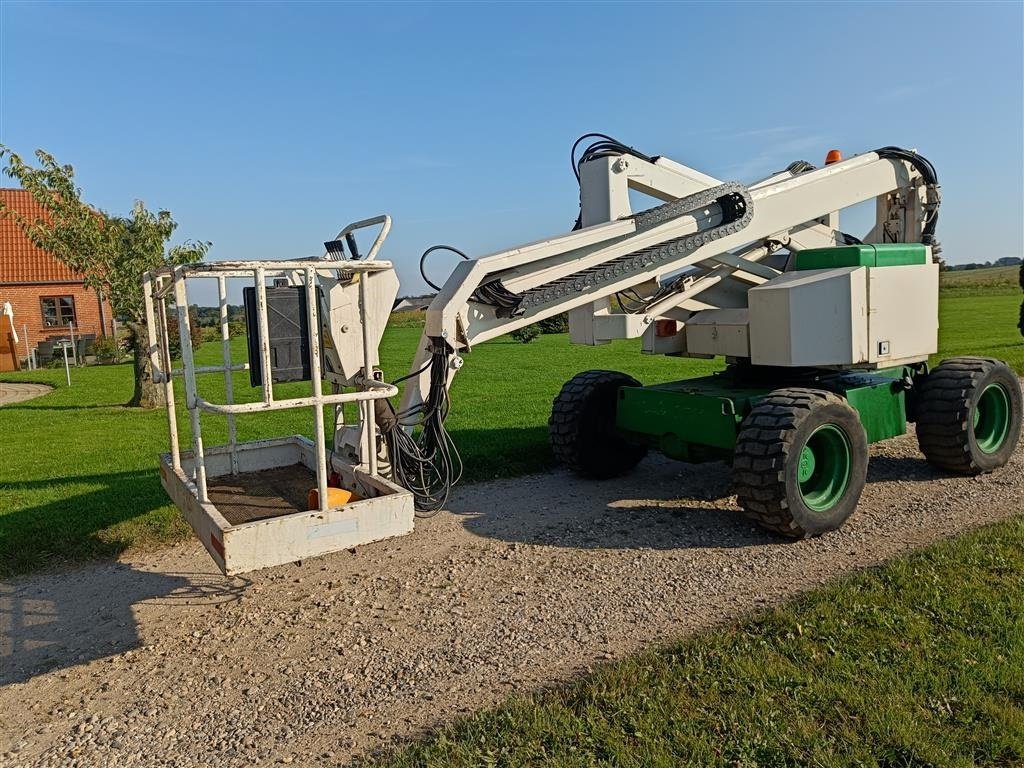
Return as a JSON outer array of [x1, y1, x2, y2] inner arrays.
[[0, 147, 210, 407]]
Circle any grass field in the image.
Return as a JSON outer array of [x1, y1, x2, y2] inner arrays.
[[940, 265, 1020, 296], [1, 286, 1022, 576], [371, 516, 1024, 767]]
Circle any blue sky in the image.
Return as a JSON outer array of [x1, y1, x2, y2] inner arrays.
[[2, 1, 1022, 301]]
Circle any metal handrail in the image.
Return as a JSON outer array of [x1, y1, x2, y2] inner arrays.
[[195, 380, 397, 415], [183, 258, 393, 274], [328, 214, 392, 262]]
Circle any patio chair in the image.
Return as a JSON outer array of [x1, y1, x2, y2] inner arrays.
[[35, 340, 55, 364]]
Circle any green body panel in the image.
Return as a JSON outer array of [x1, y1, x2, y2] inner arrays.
[[794, 243, 928, 271], [615, 378, 767, 460], [840, 373, 908, 442], [615, 368, 909, 460]]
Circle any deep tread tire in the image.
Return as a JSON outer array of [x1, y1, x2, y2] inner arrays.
[[915, 357, 1022, 475], [733, 388, 868, 538], [549, 370, 647, 479]]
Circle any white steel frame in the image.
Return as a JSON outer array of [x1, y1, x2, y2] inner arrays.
[[143, 257, 398, 517]]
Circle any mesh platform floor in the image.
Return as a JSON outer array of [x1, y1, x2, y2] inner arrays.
[[206, 464, 315, 526]]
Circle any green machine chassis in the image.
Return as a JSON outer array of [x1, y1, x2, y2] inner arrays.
[[615, 365, 912, 462], [550, 357, 1022, 539]]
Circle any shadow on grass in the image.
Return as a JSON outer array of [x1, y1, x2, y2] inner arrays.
[[0, 566, 248, 685], [0, 403, 123, 411], [0, 470, 175, 577], [449, 426, 556, 482]]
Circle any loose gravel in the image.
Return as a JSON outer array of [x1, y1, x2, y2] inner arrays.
[[1, 431, 1022, 767]]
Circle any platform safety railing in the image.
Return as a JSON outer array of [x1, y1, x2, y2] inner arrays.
[[143, 257, 398, 515]]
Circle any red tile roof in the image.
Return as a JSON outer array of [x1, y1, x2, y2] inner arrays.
[[0, 188, 85, 284]]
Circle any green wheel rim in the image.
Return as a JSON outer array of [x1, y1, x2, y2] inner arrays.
[[974, 383, 1011, 454], [798, 424, 852, 512]]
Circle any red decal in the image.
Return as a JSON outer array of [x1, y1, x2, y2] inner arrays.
[[209, 533, 225, 559]]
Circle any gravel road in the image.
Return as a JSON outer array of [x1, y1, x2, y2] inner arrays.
[[1, 432, 1022, 767]]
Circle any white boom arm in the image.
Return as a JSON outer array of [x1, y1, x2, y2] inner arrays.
[[398, 146, 937, 417]]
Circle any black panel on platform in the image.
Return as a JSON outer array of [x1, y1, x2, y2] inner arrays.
[[243, 285, 320, 386]]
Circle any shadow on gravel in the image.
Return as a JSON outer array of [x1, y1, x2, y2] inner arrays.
[[452, 457, 777, 550], [453, 450, 950, 551], [865, 454, 945, 483], [0, 567, 248, 685]]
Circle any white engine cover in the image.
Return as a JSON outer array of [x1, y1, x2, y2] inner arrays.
[[747, 264, 938, 368]]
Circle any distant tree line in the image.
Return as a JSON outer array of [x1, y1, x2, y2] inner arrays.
[[947, 256, 1022, 271], [192, 304, 246, 327]]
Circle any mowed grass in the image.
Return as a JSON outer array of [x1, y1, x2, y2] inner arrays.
[[370, 517, 1024, 768], [940, 265, 1020, 296], [1, 288, 1022, 576]]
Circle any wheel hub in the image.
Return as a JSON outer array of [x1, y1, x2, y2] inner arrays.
[[798, 447, 816, 482], [798, 424, 852, 512], [974, 383, 1011, 454]]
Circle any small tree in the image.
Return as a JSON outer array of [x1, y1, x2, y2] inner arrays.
[[0, 147, 210, 407], [510, 324, 540, 343]]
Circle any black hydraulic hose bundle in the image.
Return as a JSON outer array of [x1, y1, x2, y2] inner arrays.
[[378, 342, 462, 516], [570, 133, 655, 231], [570, 133, 654, 182], [874, 146, 941, 253], [419, 245, 522, 315]]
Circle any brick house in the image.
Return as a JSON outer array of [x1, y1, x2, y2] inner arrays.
[[0, 188, 114, 365]]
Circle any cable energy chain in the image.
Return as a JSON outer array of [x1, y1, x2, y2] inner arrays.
[[513, 182, 754, 313]]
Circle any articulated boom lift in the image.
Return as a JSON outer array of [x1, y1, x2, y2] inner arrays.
[[147, 136, 1022, 574]]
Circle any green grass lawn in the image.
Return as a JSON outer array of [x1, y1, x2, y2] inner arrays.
[[1, 290, 1022, 576], [940, 265, 1020, 297], [370, 516, 1024, 767]]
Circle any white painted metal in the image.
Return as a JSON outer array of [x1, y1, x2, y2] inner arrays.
[[866, 263, 939, 365], [217, 275, 239, 475], [254, 266, 274, 403], [399, 148, 928, 418], [324, 214, 392, 262], [192, 382, 396, 415], [144, 274, 181, 472], [684, 308, 752, 358], [144, 241, 414, 574], [159, 436, 414, 575], [59, 341, 71, 386], [322, 269, 399, 382], [747, 264, 937, 368], [173, 268, 209, 502], [749, 268, 869, 367]]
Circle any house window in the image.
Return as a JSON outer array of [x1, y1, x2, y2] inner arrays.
[[41, 296, 77, 327]]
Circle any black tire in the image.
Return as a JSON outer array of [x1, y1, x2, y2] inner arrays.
[[549, 370, 647, 479], [915, 357, 1022, 475], [733, 388, 868, 538]]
